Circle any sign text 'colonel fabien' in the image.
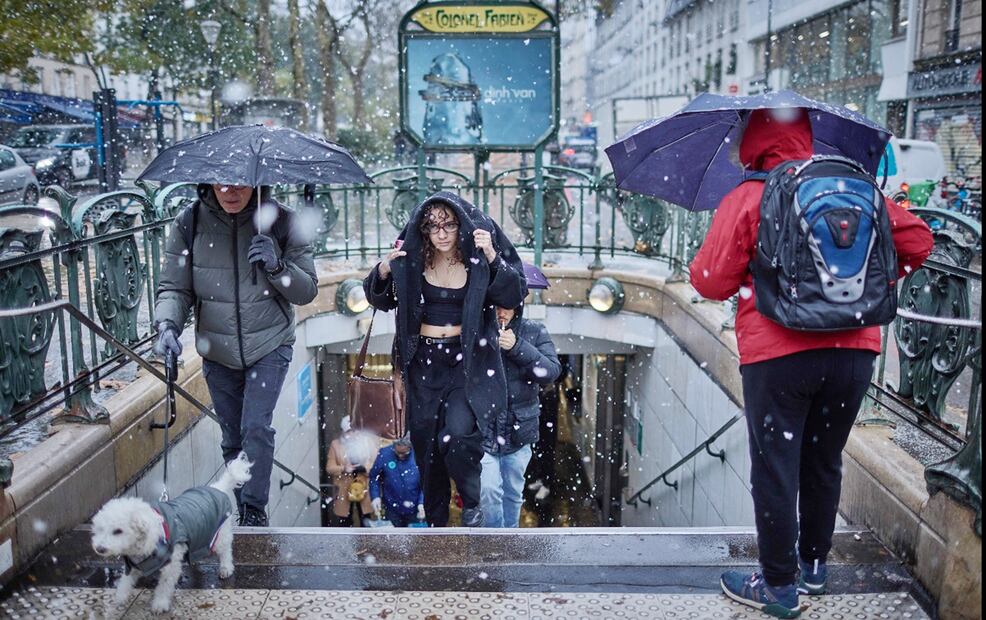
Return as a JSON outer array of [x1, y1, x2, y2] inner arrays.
[[411, 5, 550, 33]]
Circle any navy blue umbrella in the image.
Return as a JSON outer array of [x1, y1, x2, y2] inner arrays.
[[138, 124, 371, 186], [523, 262, 550, 290], [604, 90, 892, 211]]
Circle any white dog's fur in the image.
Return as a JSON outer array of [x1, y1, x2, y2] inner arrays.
[[91, 454, 252, 613]]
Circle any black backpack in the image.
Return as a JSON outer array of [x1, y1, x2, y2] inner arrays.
[[751, 155, 898, 331]]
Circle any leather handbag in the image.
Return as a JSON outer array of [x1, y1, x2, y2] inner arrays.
[[348, 311, 406, 440]]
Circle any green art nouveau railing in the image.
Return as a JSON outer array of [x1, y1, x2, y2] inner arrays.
[[0, 174, 981, 533]]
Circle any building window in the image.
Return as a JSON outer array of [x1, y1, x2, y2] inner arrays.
[[891, 0, 909, 37], [945, 0, 963, 52], [727, 43, 738, 75]]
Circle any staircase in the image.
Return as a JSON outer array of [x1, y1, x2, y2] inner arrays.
[[2, 527, 934, 618]]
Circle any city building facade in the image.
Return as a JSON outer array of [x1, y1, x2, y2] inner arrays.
[[744, 0, 908, 127], [906, 0, 982, 179]]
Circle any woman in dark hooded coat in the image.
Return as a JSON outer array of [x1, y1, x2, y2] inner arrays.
[[363, 191, 527, 527]]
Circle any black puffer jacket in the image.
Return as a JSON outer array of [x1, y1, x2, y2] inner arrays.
[[486, 303, 561, 455], [362, 191, 527, 432]]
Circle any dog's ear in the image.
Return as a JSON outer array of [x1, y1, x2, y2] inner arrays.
[[130, 507, 150, 540]]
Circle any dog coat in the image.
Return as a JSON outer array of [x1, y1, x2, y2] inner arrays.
[[124, 487, 233, 576]]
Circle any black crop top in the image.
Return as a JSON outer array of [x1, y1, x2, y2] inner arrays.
[[421, 278, 466, 326]]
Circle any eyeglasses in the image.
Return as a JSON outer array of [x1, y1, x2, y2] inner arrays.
[[421, 222, 460, 236]]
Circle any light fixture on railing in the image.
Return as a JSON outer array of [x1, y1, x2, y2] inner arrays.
[[336, 278, 369, 316], [587, 277, 625, 314]]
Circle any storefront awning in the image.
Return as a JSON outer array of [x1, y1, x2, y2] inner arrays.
[[0, 88, 141, 128], [878, 39, 909, 102]]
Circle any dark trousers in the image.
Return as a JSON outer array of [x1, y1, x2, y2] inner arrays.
[[407, 338, 484, 527], [202, 344, 293, 511], [741, 348, 876, 587]]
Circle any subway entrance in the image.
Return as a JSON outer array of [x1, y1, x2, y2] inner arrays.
[[316, 352, 629, 529]]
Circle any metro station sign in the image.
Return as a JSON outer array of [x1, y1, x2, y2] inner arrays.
[[399, 1, 560, 151], [410, 4, 550, 33]]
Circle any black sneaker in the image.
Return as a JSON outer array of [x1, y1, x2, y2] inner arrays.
[[461, 508, 485, 528], [239, 505, 268, 527]]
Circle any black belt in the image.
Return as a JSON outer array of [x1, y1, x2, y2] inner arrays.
[[419, 335, 460, 345]]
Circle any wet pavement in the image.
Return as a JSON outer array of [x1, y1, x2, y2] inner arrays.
[[2, 527, 931, 618]]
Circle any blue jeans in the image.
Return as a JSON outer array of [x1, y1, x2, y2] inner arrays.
[[480, 445, 532, 528], [202, 344, 293, 511]]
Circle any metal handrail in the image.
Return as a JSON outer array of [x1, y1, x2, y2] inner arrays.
[[625, 410, 745, 508], [0, 300, 321, 500]]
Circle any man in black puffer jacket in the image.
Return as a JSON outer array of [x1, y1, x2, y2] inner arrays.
[[480, 302, 561, 528]]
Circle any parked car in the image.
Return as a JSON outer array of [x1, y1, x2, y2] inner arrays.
[[0, 145, 40, 205], [557, 137, 598, 170], [879, 138, 948, 199], [7, 124, 98, 188]]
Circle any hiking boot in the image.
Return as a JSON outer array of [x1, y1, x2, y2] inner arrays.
[[460, 507, 485, 528], [720, 570, 802, 619], [239, 505, 268, 527], [798, 558, 828, 595]]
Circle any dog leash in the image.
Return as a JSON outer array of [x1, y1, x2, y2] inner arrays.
[[160, 350, 178, 502]]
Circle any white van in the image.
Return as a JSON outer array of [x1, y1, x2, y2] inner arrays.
[[878, 138, 947, 195]]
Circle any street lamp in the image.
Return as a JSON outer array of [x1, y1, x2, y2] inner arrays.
[[200, 19, 222, 130], [336, 279, 370, 316], [587, 277, 625, 315]]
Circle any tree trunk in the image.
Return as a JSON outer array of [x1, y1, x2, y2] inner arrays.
[[345, 8, 374, 130], [316, 1, 338, 139], [288, 0, 308, 129], [254, 0, 275, 96], [351, 70, 365, 129]]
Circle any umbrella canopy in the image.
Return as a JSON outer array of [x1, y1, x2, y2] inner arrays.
[[605, 90, 892, 211], [523, 262, 550, 290], [138, 124, 371, 186]]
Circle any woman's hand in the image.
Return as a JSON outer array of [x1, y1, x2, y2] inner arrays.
[[473, 229, 497, 263], [377, 247, 407, 278]]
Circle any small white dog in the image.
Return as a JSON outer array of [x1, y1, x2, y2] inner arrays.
[[91, 453, 252, 613]]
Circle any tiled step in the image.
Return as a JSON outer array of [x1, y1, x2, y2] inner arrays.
[[1, 587, 932, 619]]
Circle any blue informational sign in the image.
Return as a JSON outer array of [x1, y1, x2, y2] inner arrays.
[[297, 362, 314, 420], [403, 35, 556, 149]]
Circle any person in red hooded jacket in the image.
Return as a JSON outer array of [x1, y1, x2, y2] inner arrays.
[[691, 109, 933, 618]]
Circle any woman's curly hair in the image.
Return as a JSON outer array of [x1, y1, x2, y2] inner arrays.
[[420, 203, 463, 269]]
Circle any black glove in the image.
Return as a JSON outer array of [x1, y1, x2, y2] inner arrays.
[[153, 321, 182, 359], [248, 234, 282, 274]]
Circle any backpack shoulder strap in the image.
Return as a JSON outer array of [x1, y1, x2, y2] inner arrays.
[[177, 201, 199, 252], [268, 204, 294, 248]]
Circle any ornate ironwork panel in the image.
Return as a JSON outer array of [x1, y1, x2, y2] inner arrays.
[[510, 174, 574, 248], [684, 210, 713, 265], [926, 330, 983, 538], [910, 208, 981, 268], [389, 176, 445, 230], [894, 252, 975, 422], [92, 210, 146, 359], [0, 229, 55, 426], [617, 192, 672, 256]]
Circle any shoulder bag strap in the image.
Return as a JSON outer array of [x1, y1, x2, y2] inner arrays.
[[353, 310, 377, 378]]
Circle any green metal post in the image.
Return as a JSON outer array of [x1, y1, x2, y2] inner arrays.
[[55, 247, 108, 424], [416, 150, 427, 204], [590, 185, 604, 270], [533, 145, 545, 269]]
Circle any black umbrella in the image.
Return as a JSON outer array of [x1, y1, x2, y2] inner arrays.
[[137, 124, 371, 186]]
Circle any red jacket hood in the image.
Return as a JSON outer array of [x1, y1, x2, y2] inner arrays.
[[739, 108, 814, 171]]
